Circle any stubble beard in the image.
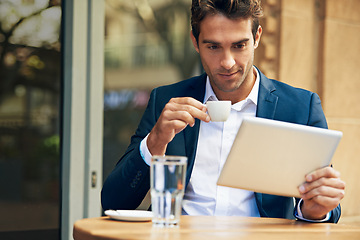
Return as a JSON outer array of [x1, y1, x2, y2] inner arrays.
[[210, 64, 253, 94]]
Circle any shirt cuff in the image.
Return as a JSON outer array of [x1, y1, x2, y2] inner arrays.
[[139, 134, 153, 166], [295, 199, 331, 222]]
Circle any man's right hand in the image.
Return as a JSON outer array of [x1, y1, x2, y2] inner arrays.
[[147, 97, 210, 156]]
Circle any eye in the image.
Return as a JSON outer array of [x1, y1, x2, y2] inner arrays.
[[208, 45, 219, 50], [234, 43, 246, 49]]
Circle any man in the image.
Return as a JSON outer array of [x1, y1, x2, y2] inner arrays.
[[101, 0, 345, 222]]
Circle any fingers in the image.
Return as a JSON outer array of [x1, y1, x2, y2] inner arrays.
[[305, 167, 340, 182], [299, 167, 345, 197], [306, 195, 342, 210], [160, 97, 211, 137], [300, 177, 346, 194], [300, 182, 345, 201], [169, 97, 207, 111], [298, 166, 345, 219], [166, 98, 210, 124]]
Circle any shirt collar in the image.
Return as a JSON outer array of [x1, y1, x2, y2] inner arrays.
[[203, 66, 260, 110], [204, 77, 218, 103]]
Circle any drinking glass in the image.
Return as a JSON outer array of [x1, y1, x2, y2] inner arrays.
[[150, 155, 187, 227]]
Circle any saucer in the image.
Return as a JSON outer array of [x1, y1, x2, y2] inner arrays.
[[105, 210, 153, 222]]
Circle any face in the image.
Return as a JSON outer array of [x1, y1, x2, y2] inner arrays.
[[191, 14, 262, 102]]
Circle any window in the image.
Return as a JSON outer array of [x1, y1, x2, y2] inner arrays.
[[0, 1, 62, 239], [103, 0, 200, 183]]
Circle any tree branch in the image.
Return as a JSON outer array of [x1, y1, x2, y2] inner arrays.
[[5, 3, 55, 38]]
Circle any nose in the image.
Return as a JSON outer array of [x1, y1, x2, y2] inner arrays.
[[220, 50, 236, 70]]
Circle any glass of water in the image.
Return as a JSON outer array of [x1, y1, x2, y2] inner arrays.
[[150, 155, 187, 227]]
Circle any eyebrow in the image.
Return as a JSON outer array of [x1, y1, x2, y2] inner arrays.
[[202, 38, 250, 45]]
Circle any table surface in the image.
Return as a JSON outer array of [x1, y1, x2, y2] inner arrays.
[[73, 215, 360, 240]]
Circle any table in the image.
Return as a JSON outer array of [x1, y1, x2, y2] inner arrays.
[[73, 216, 360, 240]]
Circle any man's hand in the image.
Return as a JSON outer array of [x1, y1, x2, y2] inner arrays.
[[298, 166, 345, 220], [147, 97, 210, 156]]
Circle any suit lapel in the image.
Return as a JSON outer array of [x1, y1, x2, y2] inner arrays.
[[256, 70, 278, 120]]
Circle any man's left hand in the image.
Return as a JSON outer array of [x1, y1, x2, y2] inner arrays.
[[298, 166, 345, 220]]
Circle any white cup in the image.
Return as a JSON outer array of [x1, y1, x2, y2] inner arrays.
[[206, 101, 231, 122]]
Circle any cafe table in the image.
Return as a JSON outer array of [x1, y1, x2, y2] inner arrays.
[[73, 215, 360, 240]]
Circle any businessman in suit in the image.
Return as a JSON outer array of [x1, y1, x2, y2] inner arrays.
[[101, 0, 345, 222]]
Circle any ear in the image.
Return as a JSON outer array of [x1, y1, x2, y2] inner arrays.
[[190, 31, 200, 53], [254, 25, 262, 49]]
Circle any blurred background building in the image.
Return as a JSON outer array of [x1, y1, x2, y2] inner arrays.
[[0, 0, 359, 239]]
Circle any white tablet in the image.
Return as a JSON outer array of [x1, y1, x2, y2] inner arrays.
[[217, 116, 342, 198]]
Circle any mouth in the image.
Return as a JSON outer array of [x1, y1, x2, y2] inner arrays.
[[218, 70, 240, 79]]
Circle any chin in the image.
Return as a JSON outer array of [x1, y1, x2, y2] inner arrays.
[[218, 84, 241, 93]]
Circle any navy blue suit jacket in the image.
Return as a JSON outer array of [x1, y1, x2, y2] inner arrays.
[[101, 69, 341, 223]]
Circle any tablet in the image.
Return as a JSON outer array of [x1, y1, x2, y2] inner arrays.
[[217, 116, 342, 198]]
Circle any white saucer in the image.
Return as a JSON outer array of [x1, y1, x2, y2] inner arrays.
[[105, 210, 153, 222]]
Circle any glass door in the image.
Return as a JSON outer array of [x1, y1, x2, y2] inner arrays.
[[103, 0, 199, 185], [0, 1, 62, 239]]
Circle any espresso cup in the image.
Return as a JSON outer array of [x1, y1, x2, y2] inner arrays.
[[206, 101, 231, 122]]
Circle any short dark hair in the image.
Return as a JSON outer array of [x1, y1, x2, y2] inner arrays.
[[191, 0, 263, 43]]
